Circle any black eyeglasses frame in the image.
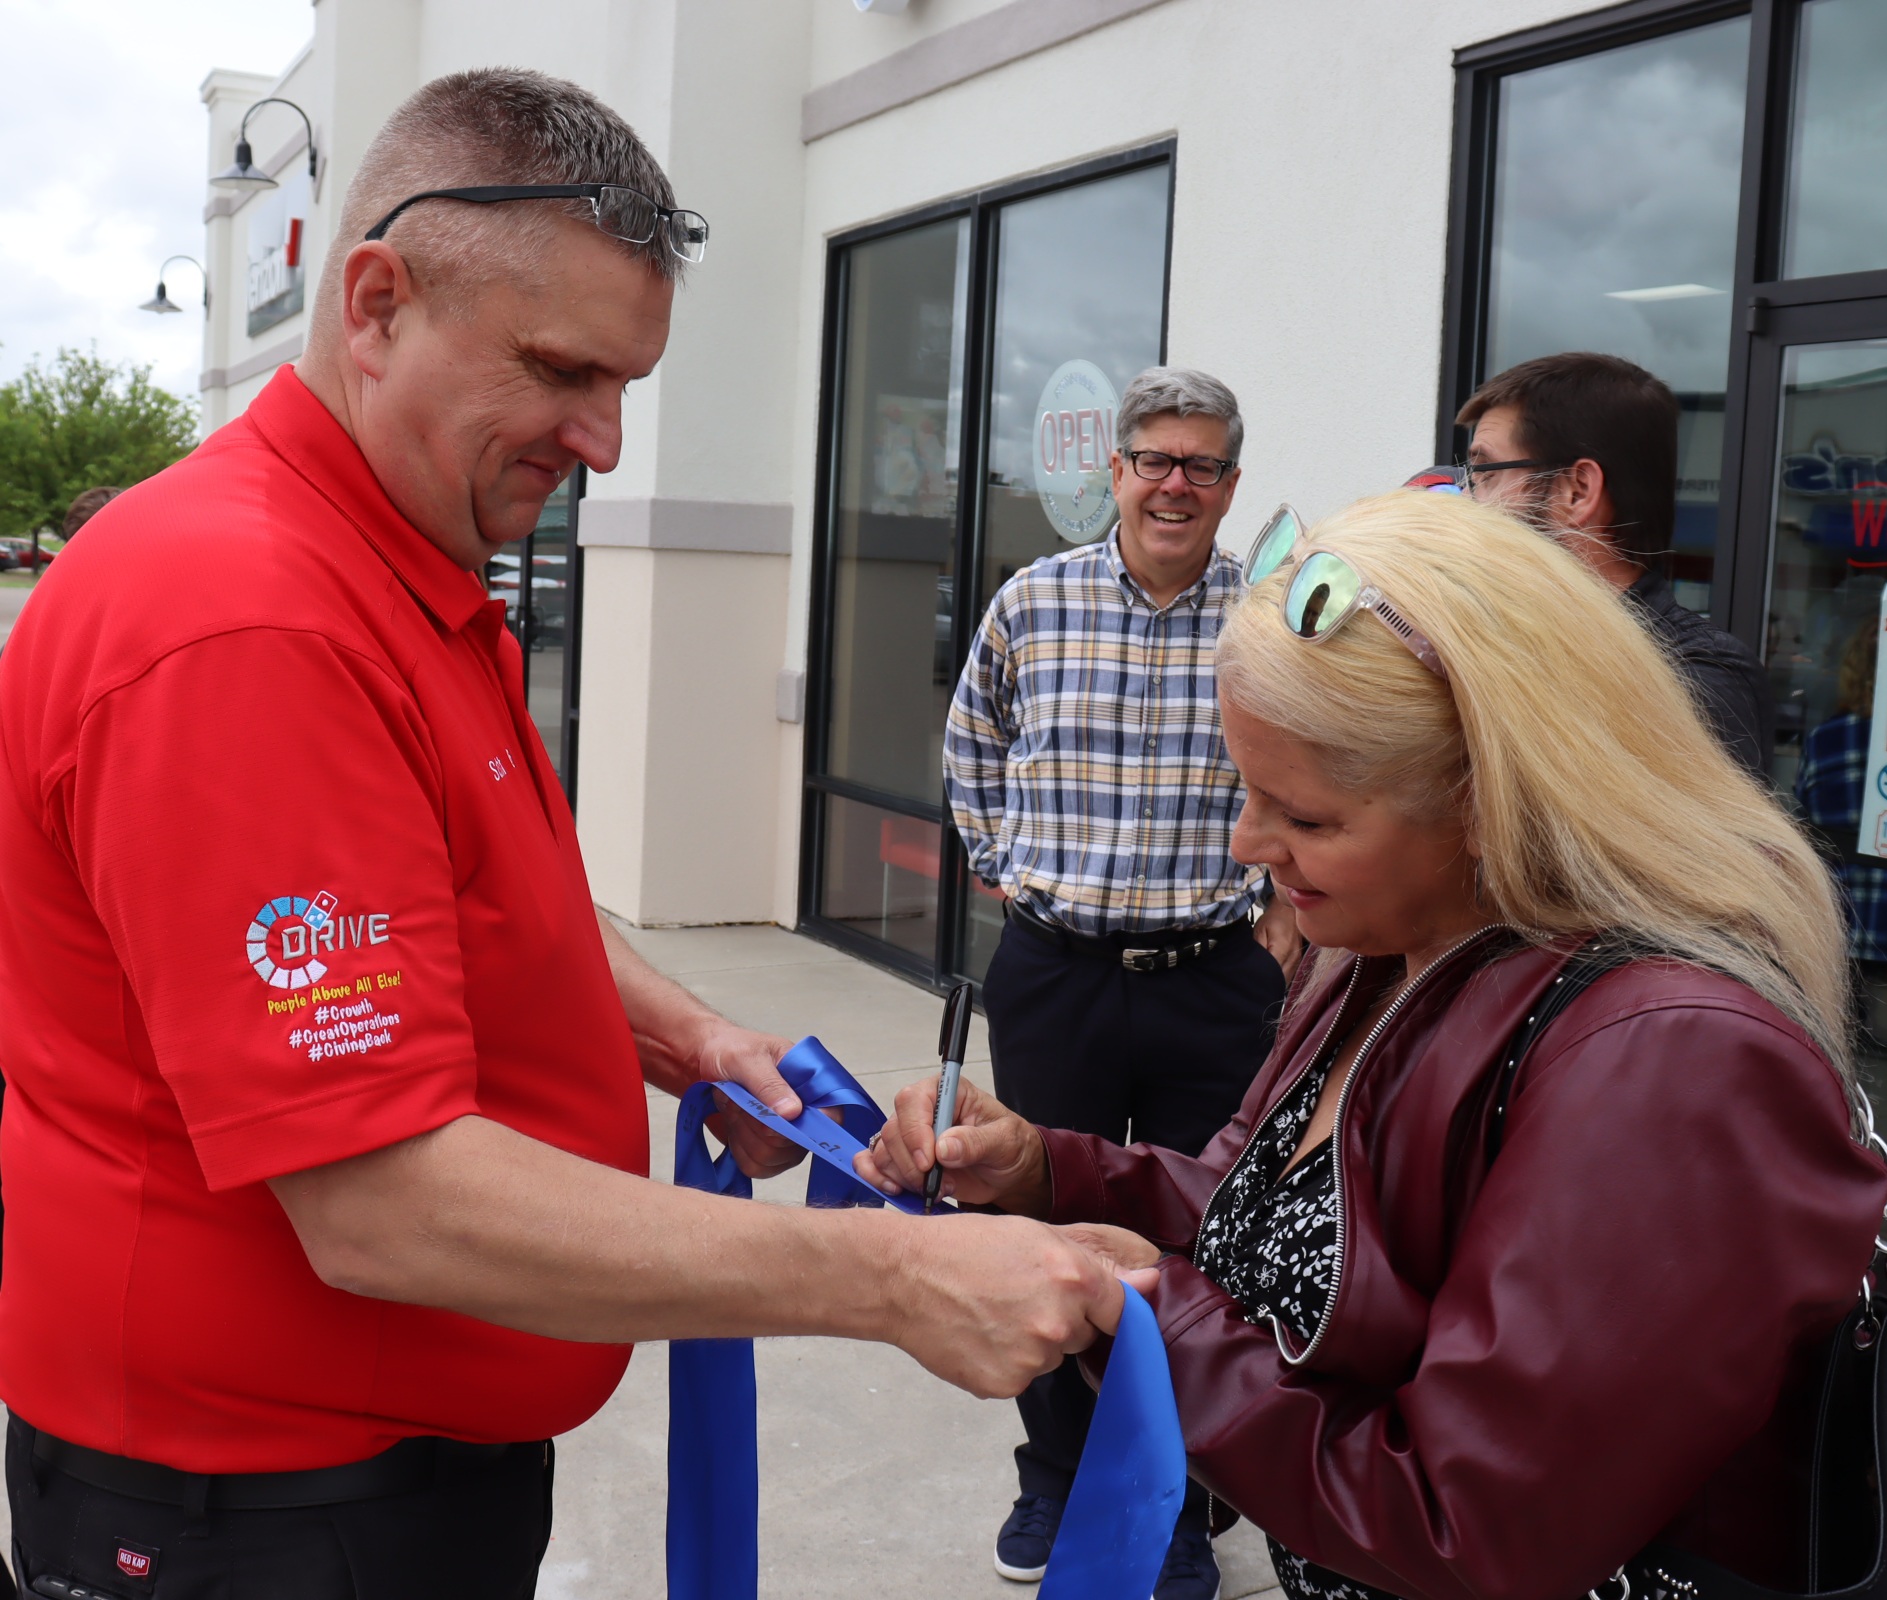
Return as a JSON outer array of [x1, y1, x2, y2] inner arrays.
[[1453, 458, 1569, 492], [1122, 448, 1238, 488], [362, 183, 709, 263]]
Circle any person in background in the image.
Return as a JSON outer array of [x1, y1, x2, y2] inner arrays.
[[944, 365, 1287, 1600], [1457, 351, 1774, 775], [60, 486, 123, 546], [1796, 624, 1887, 1052]]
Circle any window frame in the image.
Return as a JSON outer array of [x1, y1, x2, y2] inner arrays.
[[1442, 0, 1887, 652], [800, 140, 1177, 991]]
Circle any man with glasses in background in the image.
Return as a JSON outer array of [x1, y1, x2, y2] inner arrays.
[[0, 69, 1128, 1597], [1455, 350, 1773, 776], [945, 366, 1289, 1600]]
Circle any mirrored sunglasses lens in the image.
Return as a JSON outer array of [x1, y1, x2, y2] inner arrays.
[[668, 210, 709, 262], [1285, 552, 1361, 639], [1244, 511, 1300, 585], [597, 188, 660, 244]]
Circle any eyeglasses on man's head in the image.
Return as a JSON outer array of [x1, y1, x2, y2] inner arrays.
[[1122, 448, 1237, 488], [364, 183, 710, 264]]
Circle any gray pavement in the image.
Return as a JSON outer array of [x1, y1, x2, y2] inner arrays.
[[0, 581, 37, 649], [0, 921, 1280, 1598]]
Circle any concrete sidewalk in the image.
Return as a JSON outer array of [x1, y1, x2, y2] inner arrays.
[[538, 921, 1280, 1600]]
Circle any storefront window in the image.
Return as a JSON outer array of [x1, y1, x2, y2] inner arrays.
[[806, 153, 1172, 986], [1483, 17, 1749, 613], [485, 472, 581, 797], [1783, 0, 1887, 282]]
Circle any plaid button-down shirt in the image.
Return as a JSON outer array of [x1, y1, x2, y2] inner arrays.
[[943, 529, 1258, 937], [1795, 709, 1887, 964]]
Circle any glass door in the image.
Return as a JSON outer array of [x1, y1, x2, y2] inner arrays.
[[804, 152, 1173, 989], [1743, 300, 1887, 1113]]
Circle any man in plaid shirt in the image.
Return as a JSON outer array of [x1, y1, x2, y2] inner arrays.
[[945, 367, 1288, 1600]]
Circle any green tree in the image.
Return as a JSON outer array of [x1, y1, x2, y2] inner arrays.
[[0, 347, 197, 540]]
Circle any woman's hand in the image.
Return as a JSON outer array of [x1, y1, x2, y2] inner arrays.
[[1057, 1222, 1161, 1275], [853, 1076, 1052, 1215]]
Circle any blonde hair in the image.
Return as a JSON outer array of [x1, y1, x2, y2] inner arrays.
[[1219, 491, 1855, 1089]]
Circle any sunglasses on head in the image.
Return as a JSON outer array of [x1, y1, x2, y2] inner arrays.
[[1242, 504, 1449, 681]]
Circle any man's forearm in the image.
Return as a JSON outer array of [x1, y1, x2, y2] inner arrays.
[[271, 1114, 900, 1345], [267, 1113, 1122, 1398], [593, 907, 721, 1096]]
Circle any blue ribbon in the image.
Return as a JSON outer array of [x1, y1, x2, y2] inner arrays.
[[665, 1036, 1186, 1600]]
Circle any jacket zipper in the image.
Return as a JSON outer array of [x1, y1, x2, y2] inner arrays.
[[1192, 959, 1368, 1267], [1195, 926, 1513, 1368]]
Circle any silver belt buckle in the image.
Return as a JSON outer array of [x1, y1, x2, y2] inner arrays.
[[1121, 946, 1174, 972]]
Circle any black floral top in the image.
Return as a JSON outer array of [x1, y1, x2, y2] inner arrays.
[[1193, 1051, 1406, 1600]]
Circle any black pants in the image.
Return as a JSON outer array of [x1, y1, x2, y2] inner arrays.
[[5, 1419, 554, 1599], [982, 915, 1285, 1528]]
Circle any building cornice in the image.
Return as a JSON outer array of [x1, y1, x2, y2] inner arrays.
[[801, 0, 1172, 142], [199, 334, 303, 393]]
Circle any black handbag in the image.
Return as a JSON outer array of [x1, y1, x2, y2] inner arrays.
[[1489, 943, 1887, 1600]]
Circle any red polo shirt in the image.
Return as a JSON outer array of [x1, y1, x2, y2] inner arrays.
[[0, 369, 650, 1471]]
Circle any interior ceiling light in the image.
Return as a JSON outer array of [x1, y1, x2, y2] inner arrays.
[[1605, 283, 1727, 302]]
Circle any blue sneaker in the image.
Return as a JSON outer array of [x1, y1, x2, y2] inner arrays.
[[1152, 1528, 1221, 1600], [993, 1493, 1065, 1582]]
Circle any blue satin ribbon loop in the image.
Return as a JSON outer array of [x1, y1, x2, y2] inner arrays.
[[665, 1036, 1187, 1600], [1039, 1285, 1187, 1600]]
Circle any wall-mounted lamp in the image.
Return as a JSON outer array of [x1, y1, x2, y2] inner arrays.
[[140, 255, 208, 315], [211, 96, 317, 192]]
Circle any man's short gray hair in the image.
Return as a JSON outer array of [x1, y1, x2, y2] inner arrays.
[[1117, 367, 1244, 463], [318, 68, 679, 322]]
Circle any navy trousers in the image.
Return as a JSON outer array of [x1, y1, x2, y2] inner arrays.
[[981, 913, 1286, 1528]]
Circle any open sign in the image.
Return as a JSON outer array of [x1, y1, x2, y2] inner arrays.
[[1032, 360, 1121, 543]]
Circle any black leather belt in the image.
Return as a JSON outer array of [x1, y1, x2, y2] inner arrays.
[[1007, 899, 1233, 973], [21, 1419, 532, 1511]]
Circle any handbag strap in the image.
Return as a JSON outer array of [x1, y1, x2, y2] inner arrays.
[[1485, 938, 1628, 1164]]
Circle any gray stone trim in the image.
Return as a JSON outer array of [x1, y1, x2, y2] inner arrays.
[[199, 334, 303, 393], [801, 0, 1172, 142], [579, 498, 793, 555]]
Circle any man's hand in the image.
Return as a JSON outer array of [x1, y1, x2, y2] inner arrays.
[[887, 1213, 1123, 1395], [694, 1020, 810, 1181], [854, 1075, 1050, 1214], [1254, 896, 1306, 983]]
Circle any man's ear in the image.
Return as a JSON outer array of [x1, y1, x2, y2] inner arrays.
[[340, 241, 417, 383], [1561, 457, 1614, 535]]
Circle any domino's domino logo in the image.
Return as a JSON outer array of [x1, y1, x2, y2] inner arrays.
[[246, 893, 336, 988]]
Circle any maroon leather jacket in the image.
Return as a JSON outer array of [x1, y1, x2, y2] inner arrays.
[[1043, 932, 1887, 1600]]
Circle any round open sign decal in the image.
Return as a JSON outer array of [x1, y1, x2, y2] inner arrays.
[[1033, 360, 1120, 543]]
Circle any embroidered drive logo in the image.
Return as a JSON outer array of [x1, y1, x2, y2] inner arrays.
[[246, 891, 394, 990], [246, 892, 338, 988]]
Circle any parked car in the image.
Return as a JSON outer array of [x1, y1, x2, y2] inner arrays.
[[0, 538, 55, 571]]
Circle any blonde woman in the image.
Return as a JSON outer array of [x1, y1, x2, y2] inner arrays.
[[860, 492, 1887, 1600]]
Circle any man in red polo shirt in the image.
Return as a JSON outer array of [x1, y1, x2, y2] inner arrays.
[[0, 69, 1121, 1598]]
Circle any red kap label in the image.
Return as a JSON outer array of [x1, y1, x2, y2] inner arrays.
[[115, 1538, 158, 1580]]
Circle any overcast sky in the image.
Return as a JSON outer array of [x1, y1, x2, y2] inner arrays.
[[0, 0, 314, 402]]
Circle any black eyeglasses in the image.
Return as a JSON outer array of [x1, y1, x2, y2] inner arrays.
[[1123, 449, 1237, 488], [364, 184, 710, 264], [1453, 458, 1567, 493]]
